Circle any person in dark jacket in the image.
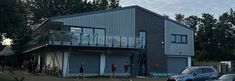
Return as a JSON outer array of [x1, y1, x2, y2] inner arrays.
[[123, 62, 129, 78], [79, 64, 85, 79]]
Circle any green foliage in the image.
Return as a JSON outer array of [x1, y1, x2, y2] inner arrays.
[[0, 0, 26, 40], [25, 0, 121, 24], [0, 0, 120, 54], [184, 16, 200, 31], [176, 10, 235, 61], [175, 14, 185, 23]]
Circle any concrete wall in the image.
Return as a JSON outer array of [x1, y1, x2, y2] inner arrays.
[[135, 8, 167, 75], [164, 19, 194, 56], [51, 8, 136, 37]]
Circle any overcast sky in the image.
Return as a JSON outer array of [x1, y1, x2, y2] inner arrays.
[[120, 0, 235, 19]]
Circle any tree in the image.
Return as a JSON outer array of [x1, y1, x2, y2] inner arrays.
[[109, 0, 120, 9], [228, 9, 235, 25], [214, 12, 235, 60], [26, 0, 121, 24], [175, 14, 185, 23], [0, 0, 25, 40], [0, 0, 31, 54], [197, 13, 218, 61], [184, 16, 200, 31]]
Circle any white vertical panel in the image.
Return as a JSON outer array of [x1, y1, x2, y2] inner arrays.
[[164, 20, 194, 56], [100, 54, 106, 75], [187, 57, 192, 67], [63, 51, 69, 77]]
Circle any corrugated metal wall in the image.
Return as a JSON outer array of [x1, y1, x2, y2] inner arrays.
[[51, 8, 136, 37], [104, 55, 131, 76], [167, 57, 187, 73], [69, 53, 100, 76], [164, 20, 194, 56]]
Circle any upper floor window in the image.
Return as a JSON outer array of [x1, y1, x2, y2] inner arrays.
[[171, 34, 187, 44], [139, 31, 146, 49]]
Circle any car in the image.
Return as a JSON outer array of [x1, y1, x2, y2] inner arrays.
[[167, 66, 219, 81], [207, 74, 235, 81]]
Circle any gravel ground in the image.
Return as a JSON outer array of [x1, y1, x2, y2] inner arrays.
[[0, 69, 167, 81]]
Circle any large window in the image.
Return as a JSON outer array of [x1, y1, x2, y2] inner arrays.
[[139, 31, 146, 48], [82, 28, 94, 44], [94, 29, 105, 45], [70, 27, 105, 45], [171, 34, 187, 44]]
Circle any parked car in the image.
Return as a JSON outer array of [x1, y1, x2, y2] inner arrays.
[[167, 66, 219, 81], [207, 74, 235, 81]]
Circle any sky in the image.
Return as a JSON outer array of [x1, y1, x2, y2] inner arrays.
[[120, 0, 235, 19], [2, 0, 235, 45]]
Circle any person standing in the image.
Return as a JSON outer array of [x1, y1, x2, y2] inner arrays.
[[123, 62, 129, 79], [111, 63, 116, 79], [79, 64, 85, 79]]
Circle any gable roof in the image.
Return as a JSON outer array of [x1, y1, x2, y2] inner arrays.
[[48, 5, 193, 31]]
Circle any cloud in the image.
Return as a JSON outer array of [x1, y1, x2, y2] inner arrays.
[[120, 0, 235, 19]]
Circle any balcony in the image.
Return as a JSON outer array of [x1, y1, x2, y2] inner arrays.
[[24, 30, 144, 53]]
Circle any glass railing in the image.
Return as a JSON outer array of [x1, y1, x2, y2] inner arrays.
[[27, 30, 144, 50]]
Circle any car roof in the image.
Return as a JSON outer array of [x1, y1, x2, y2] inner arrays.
[[187, 66, 214, 69], [223, 74, 235, 76]]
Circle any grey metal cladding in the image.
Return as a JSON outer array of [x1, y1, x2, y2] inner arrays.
[[135, 8, 167, 74], [50, 8, 136, 37], [164, 20, 194, 56]]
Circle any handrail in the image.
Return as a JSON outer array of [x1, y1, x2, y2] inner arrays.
[[26, 30, 144, 51]]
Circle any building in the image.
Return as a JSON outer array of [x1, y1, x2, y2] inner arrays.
[[23, 5, 194, 77]]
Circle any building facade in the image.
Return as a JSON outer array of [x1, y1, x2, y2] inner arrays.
[[24, 6, 194, 77]]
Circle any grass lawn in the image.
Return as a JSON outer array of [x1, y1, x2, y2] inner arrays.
[[0, 77, 14, 81]]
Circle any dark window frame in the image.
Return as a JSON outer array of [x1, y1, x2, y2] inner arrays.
[[171, 34, 187, 44]]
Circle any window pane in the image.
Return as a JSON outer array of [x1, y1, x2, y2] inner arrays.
[[196, 69, 203, 74], [139, 32, 146, 48], [176, 35, 181, 43], [71, 27, 81, 44], [182, 35, 187, 43], [94, 29, 105, 45], [171, 35, 176, 43], [82, 28, 94, 44]]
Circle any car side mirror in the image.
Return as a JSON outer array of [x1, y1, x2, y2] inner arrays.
[[193, 73, 197, 76]]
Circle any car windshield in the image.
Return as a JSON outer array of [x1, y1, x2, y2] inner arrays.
[[219, 74, 235, 80], [181, 67, 195, 74]]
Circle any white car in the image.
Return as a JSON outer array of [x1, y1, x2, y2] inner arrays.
[[167, 66, 219, 81], [208, 74, 235, 81]]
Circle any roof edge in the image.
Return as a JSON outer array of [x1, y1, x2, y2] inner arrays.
[[49, 5, 140, 20], [46, 5, 193, 31]]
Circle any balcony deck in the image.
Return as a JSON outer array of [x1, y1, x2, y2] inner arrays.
[[24, 31, 144, 53]]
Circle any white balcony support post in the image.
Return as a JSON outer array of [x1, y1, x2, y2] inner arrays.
[[100, 54, 106, 75], [187, 57, 192, 67]]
